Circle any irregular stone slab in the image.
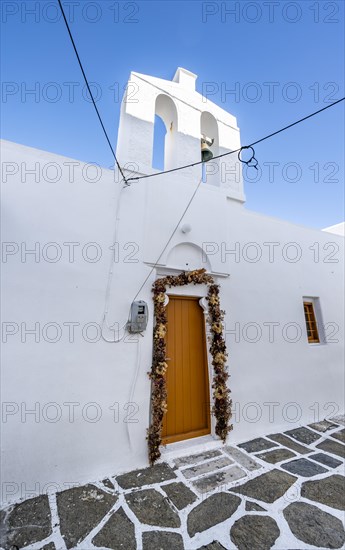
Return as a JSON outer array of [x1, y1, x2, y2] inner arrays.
[[0, 509, 6, 549], [197, 542, 227, 549], [331, 429, 345, 443], [238, 438, 277, 453], [284, 426, 321, 445], [230, 469, 296, 503], [308, 420, 338, 432], [117, 463, 176, 489], [125, 489, 180, 527], [331, 415, 345, 426], [281, 458, 328, 477], [301, 475, 345, 510], [257, 448, 295, 464], [163, 482, 197, 510], [187, 492, 241, 537], [182, 456, 233, 479], [192, 466, 246, 494], [245, 501, 267, 512], [309, 452, 342, 468], [41, 543, 56, 550], [2, 495, 52, 549], [57, 484, 117, 549], [223, 446, 261, 471], [316, 438, 345, 458], [142, 531, 184, 550], [230, 514, 280, 550], [283, 502, 345, 548], [267, 433, 310, 454], [92, 507, 136, 549], [101, 478, 115, 490], [174, 449, 222, 468]]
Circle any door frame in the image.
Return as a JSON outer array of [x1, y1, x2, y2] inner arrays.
[[148, 268, 232, 465], [162, 293, 212, 444]]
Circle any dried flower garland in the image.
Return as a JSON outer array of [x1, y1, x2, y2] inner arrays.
[[147, 268, 233, 464]]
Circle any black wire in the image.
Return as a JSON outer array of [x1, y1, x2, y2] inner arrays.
[[249, 97, 345, 148], [127, 97, 345, 305], [126, 98, 345, 301], [128, 147, 241, 182], [126, 97, 345, 182], [57, 0, 127, 184], [131, 176, 204, 303]]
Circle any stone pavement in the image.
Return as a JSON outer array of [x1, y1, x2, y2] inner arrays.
[[1, 416, 345, 550]]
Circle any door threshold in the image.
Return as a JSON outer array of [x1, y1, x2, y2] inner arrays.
[[158, 434, 223, 463]]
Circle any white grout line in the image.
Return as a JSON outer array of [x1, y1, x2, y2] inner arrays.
[[75, 495, 123, 550], [120, 495, 145, 550], [47, 493, 67, 550], [2, 418, 344, 550]]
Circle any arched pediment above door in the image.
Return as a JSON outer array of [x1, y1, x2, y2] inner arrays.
[[165, 242, 212, 272]]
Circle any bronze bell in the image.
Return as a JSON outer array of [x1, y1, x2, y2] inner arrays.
[[201, 136, 214, 162]]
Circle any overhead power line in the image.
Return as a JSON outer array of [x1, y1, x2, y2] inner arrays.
[[126, 97, 345, 182], [249, 97, 345, 148], [57, 0, 128, 185]]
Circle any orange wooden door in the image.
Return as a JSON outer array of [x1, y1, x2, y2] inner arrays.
[[162, 296, 210, 444]]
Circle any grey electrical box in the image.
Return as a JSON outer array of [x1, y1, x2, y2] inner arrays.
[[128, 300, 148, 333]]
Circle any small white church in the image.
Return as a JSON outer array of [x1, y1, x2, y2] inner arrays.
[[1, 68, 344, 506]]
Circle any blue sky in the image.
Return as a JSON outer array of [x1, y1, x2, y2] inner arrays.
[[1, 0, 344, 228]]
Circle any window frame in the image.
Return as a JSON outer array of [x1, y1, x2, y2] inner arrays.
[[302, 297, 327, 345], [303, 301, 320, 343]]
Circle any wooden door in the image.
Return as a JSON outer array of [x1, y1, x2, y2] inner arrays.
[[162, 296, 210, 444]]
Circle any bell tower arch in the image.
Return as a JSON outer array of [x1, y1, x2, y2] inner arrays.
[[153, 94, 178, 171]]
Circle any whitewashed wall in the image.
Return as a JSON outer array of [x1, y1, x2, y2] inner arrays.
[[1, 69, 344, 506]]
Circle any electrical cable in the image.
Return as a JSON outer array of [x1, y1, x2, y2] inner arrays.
[[57, 0, 132, 340], [126, 97, 345, 182], [101, 178, 129, 343], [126, 336, 141, 450], [123, 96, 345, 320], [131, 175, 204, 303], [57, 0, 128, 185], [102, 176, 203, 342], [249, 97, 345, 148], [126, 148, 241, 182]]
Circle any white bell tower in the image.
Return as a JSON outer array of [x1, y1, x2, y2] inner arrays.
[[116, 67, 246, 203]]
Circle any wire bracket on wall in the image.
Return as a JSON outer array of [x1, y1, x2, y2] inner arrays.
[[238, 146, 258, 170]]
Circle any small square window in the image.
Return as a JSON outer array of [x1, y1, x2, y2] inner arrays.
[[303, 301, 320, 343]]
